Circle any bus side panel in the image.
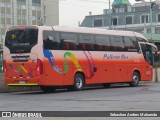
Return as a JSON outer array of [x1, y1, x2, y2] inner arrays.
[[41, 59, 65, 86], [114, 63, 129, 82], [140, 61, 153, 81]]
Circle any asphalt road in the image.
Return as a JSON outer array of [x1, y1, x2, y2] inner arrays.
[[0, 82, 160, 120]]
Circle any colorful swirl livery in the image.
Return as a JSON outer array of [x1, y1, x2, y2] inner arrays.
[[9, 64, 32, 77], [43, 47, 96, 79]]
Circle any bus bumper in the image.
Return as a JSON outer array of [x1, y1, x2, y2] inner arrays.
[[5, 76, 41, 86]]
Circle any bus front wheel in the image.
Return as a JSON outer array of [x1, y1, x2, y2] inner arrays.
[[129, 72, 140, 87], [40, 86, 56, 93], [74, 73, 85, 91]]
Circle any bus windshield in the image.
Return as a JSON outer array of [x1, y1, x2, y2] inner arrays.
[[5, 26, 38, 53], [139, 42, 158, 65]]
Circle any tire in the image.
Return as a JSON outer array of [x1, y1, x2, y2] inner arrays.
[[102, 83, 111, 88], [129, 72, 140, 87], [73, 73, 85, 91], [40, 86, 56, 93]]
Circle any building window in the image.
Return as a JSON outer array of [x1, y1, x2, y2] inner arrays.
[[2, 35, 5, 39], [17, 4, 21, 9], [32, 6, 36, 10], [22, 5, 26, 9], [132, 8, 135, 12], [0, 24, 5, 28], [141, 15, 149, 23], [36, 6, 41, 11], [6, 24, 11, 28], [6, 14, 11, 18], [32, 16, 36, 20], [112, 17, 118, 25], [0, 13, 5, 18], [128, 6, 132, 12], [115, 8, 119, 13], [17, 0, 26, 2], [93, 19, 103, 27], [0, 2, 5, 7], [157, 13, 160, 22], [22, 15, 26, 19], [17, 15, 21, 19], [6, 3, 11, 7], [119, 8, 124, 13], [32, 0, 41, 4], [126, 16, 133, 24]]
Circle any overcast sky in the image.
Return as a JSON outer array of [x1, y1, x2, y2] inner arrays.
[[59, 0, 151, 26]]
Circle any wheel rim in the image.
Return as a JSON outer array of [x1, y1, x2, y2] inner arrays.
[[133, 75, 139, 85], [75, 77, 83, 89]]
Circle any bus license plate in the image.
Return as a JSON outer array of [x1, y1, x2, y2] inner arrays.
[[19, 81, 26, 84]]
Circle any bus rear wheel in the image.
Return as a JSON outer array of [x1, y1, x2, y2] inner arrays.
[[73, 73, 85, 91], [129, 72, 140, 87], [40, 86, 56, 93]]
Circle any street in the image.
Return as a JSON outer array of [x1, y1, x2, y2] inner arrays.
[[0, 82, 160, 111]]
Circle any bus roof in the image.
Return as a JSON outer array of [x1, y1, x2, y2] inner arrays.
[[9, 25, 148, 42], [51, 26, 148, 42]]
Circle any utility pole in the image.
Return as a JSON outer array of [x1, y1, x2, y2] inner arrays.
[[109, 0, 111, 29]]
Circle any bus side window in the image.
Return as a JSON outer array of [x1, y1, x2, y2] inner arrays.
[[124, 36, 138, 52], [43, 31, 59, 50], [110, 36, 124, 51], [60, 32, 78, 50], [79, 34, 94, 51], [95, 35, 110, 51]]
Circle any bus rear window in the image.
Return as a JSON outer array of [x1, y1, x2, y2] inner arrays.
[[5, 27, 38, 47]]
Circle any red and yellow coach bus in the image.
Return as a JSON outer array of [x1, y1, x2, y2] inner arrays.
[[3, 26, 158, 92]]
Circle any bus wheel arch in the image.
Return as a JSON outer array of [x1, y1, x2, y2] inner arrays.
[[129, 70, 141, 87]]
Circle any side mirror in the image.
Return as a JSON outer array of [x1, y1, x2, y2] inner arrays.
[[155, 50, 159, 56]]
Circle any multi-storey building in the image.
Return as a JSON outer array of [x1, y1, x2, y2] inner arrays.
[[0, 0, 59, 43], [81, 0, 160, 49]]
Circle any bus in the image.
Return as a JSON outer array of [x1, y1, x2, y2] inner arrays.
[[3, 26, 158, 92]]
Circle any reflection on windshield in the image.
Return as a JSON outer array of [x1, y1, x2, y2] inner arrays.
[[5, 27, 38, 47]]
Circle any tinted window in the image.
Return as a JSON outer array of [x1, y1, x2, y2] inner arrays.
[[140, 43, 152, 64], [43, 31, 60, 50], [95, 35, 110, 51], [60, 32, 78, 50], [124, 36, 139, 52], [5, 26, 38, 53], [110, 36, 124, 51], [5, 27, 38, 47], [79, 34, 94, 51]]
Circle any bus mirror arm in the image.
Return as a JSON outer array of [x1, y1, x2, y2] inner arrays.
[[47, 36, 54, 42]]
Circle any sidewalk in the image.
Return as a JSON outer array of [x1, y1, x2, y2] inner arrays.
[[0, 68, 160, 93]]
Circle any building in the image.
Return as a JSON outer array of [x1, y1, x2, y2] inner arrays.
[[81, 0, 160, 49], [0, 0, 59, 43]]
